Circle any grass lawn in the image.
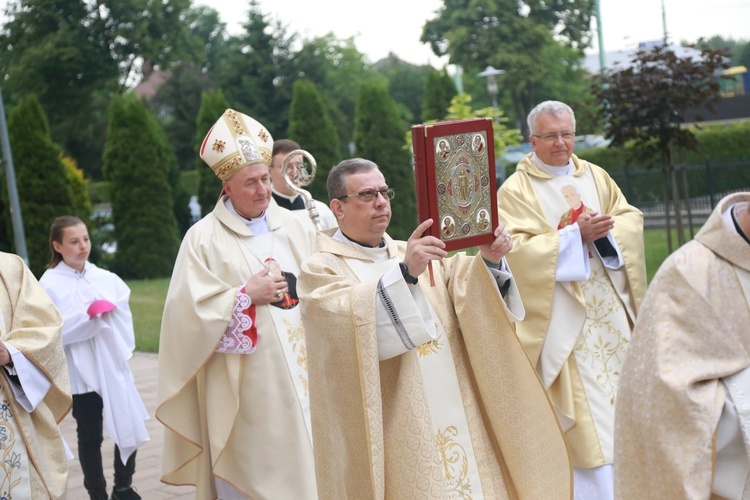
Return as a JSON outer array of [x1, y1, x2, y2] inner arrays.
[[127, 227, 696, 353], [127, 278, 170, 353], [643, 228, 695, 282]]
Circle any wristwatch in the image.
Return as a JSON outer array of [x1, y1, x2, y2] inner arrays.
[[399, 262, 418, 285]]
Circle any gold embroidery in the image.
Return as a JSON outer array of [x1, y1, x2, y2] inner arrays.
[[0, 399, 24, 497], [286, 320, 309, 396], [260, 149, 272, 166], [212, 139, 226, 153], [226, 109, 246, 136], [435, 426, 472, 498], [417, 332, 442, 357], [258, 129, 269, 142], [576, 262, 629, 405], [215, 156, 243, 179]]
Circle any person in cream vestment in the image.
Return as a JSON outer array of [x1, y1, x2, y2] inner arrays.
[[157, 109, 318, 499], [616, 192, 750, 499], [497, 100, 647, 499], [0, 251, 71, 499], [299, 158, 572, 499]]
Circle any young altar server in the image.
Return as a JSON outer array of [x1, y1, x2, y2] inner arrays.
[[40, 215, 148, 500]]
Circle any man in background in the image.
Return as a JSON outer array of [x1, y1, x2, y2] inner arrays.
[[497, 100, 647, 498], [270, 139, 337, 230]]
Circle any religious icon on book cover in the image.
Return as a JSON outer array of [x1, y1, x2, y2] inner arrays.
[[412, 119, 498, 251]]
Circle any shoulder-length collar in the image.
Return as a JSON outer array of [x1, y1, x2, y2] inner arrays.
[[54, 260, 92, 276], [212, 195, 284, 236], [697, 192, 750, 272], [516, 152, 587, 179], [318, 231, 400, 261]]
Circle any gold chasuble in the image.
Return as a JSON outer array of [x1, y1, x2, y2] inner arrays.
[[299, 232, 572, 499], [497, 154, 646, 468], [157, 197, 318, 499], [616, 193, 750, 498], [0, 252, 71, 499]]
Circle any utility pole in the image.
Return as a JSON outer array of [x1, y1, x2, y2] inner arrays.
[[661, 0, 668, 45], [453, 64, 464, 94], [0, 85, 28, 263], [596, 0, 605, 72]]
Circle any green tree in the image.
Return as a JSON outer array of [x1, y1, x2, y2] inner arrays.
[[592, 43, 729, 251], [103, 94, 179, 278], [294, 34, 377, 157], [61, 154, 92, 222], [354, 81, 416, 240], [737, 42, 750, 69], [61, 153, 104, 263], [161, 123, 191, 237], [422, 67, 457, 121], [149, 62, 216, 171], [6, 95, 74, 276], [211, 1, 295, 137], [196, 90, 231, 216], [0, 177, 8, 251], [421, 0, 595, 139], [700, 35, 750, 67], [182, 5, 230, 74], [287, 80, 341, 202], [0, 0, 194, 178], [444, 94, 521, 152], [372, 54, 429, 124], [148, 6, 229, 171], [404, 93, 522, 183], [405, 93, 521, 154]]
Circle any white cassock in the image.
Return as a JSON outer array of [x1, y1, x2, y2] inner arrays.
[[40, 261, 149, 462]]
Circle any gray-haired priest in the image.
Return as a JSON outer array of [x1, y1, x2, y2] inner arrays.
[[299, 158, 572, 499], [156, 109, 318, 499]]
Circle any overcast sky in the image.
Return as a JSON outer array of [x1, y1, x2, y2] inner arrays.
[[198, 0, 749, 66]]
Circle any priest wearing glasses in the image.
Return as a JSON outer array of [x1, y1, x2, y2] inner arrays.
[[299, 158, 572, 499], [157, 109, 318, 499], [497, 100, 647, 499]]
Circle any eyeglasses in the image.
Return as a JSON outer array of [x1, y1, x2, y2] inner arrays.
[[336, 188, 395, 202], [532, 131, 576, 143]]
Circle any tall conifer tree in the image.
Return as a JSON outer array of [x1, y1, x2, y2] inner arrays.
[[353, 81, 416, 240], [6, 95, 74, 275], [103, 94, 179, 278], [287, 80, 340, 202], [195, 90, 230, 217], [422, 68, 457, 122]]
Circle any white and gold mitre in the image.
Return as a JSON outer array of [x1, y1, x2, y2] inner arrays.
[[199, 109, 274, 180]]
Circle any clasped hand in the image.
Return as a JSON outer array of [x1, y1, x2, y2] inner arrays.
[[577, 211, 614, 243], [246, 266, 288, 305]]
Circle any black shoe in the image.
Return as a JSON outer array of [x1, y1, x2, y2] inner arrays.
[[110, 487, 141, 500]]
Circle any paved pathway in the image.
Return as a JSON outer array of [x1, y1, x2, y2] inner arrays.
[[60, 353, 196, 499]]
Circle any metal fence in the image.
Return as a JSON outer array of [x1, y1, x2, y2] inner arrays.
[[606, 159, 750, 229]]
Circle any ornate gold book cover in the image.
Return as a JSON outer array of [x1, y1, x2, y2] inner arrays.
[[411, 118, 498, 251]]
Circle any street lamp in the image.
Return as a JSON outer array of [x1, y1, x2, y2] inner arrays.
[[476, 66, 506, 185], [476, 66, 505, 111]]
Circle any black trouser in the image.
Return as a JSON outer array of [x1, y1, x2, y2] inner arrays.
[[72, 392, 136, 500]]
